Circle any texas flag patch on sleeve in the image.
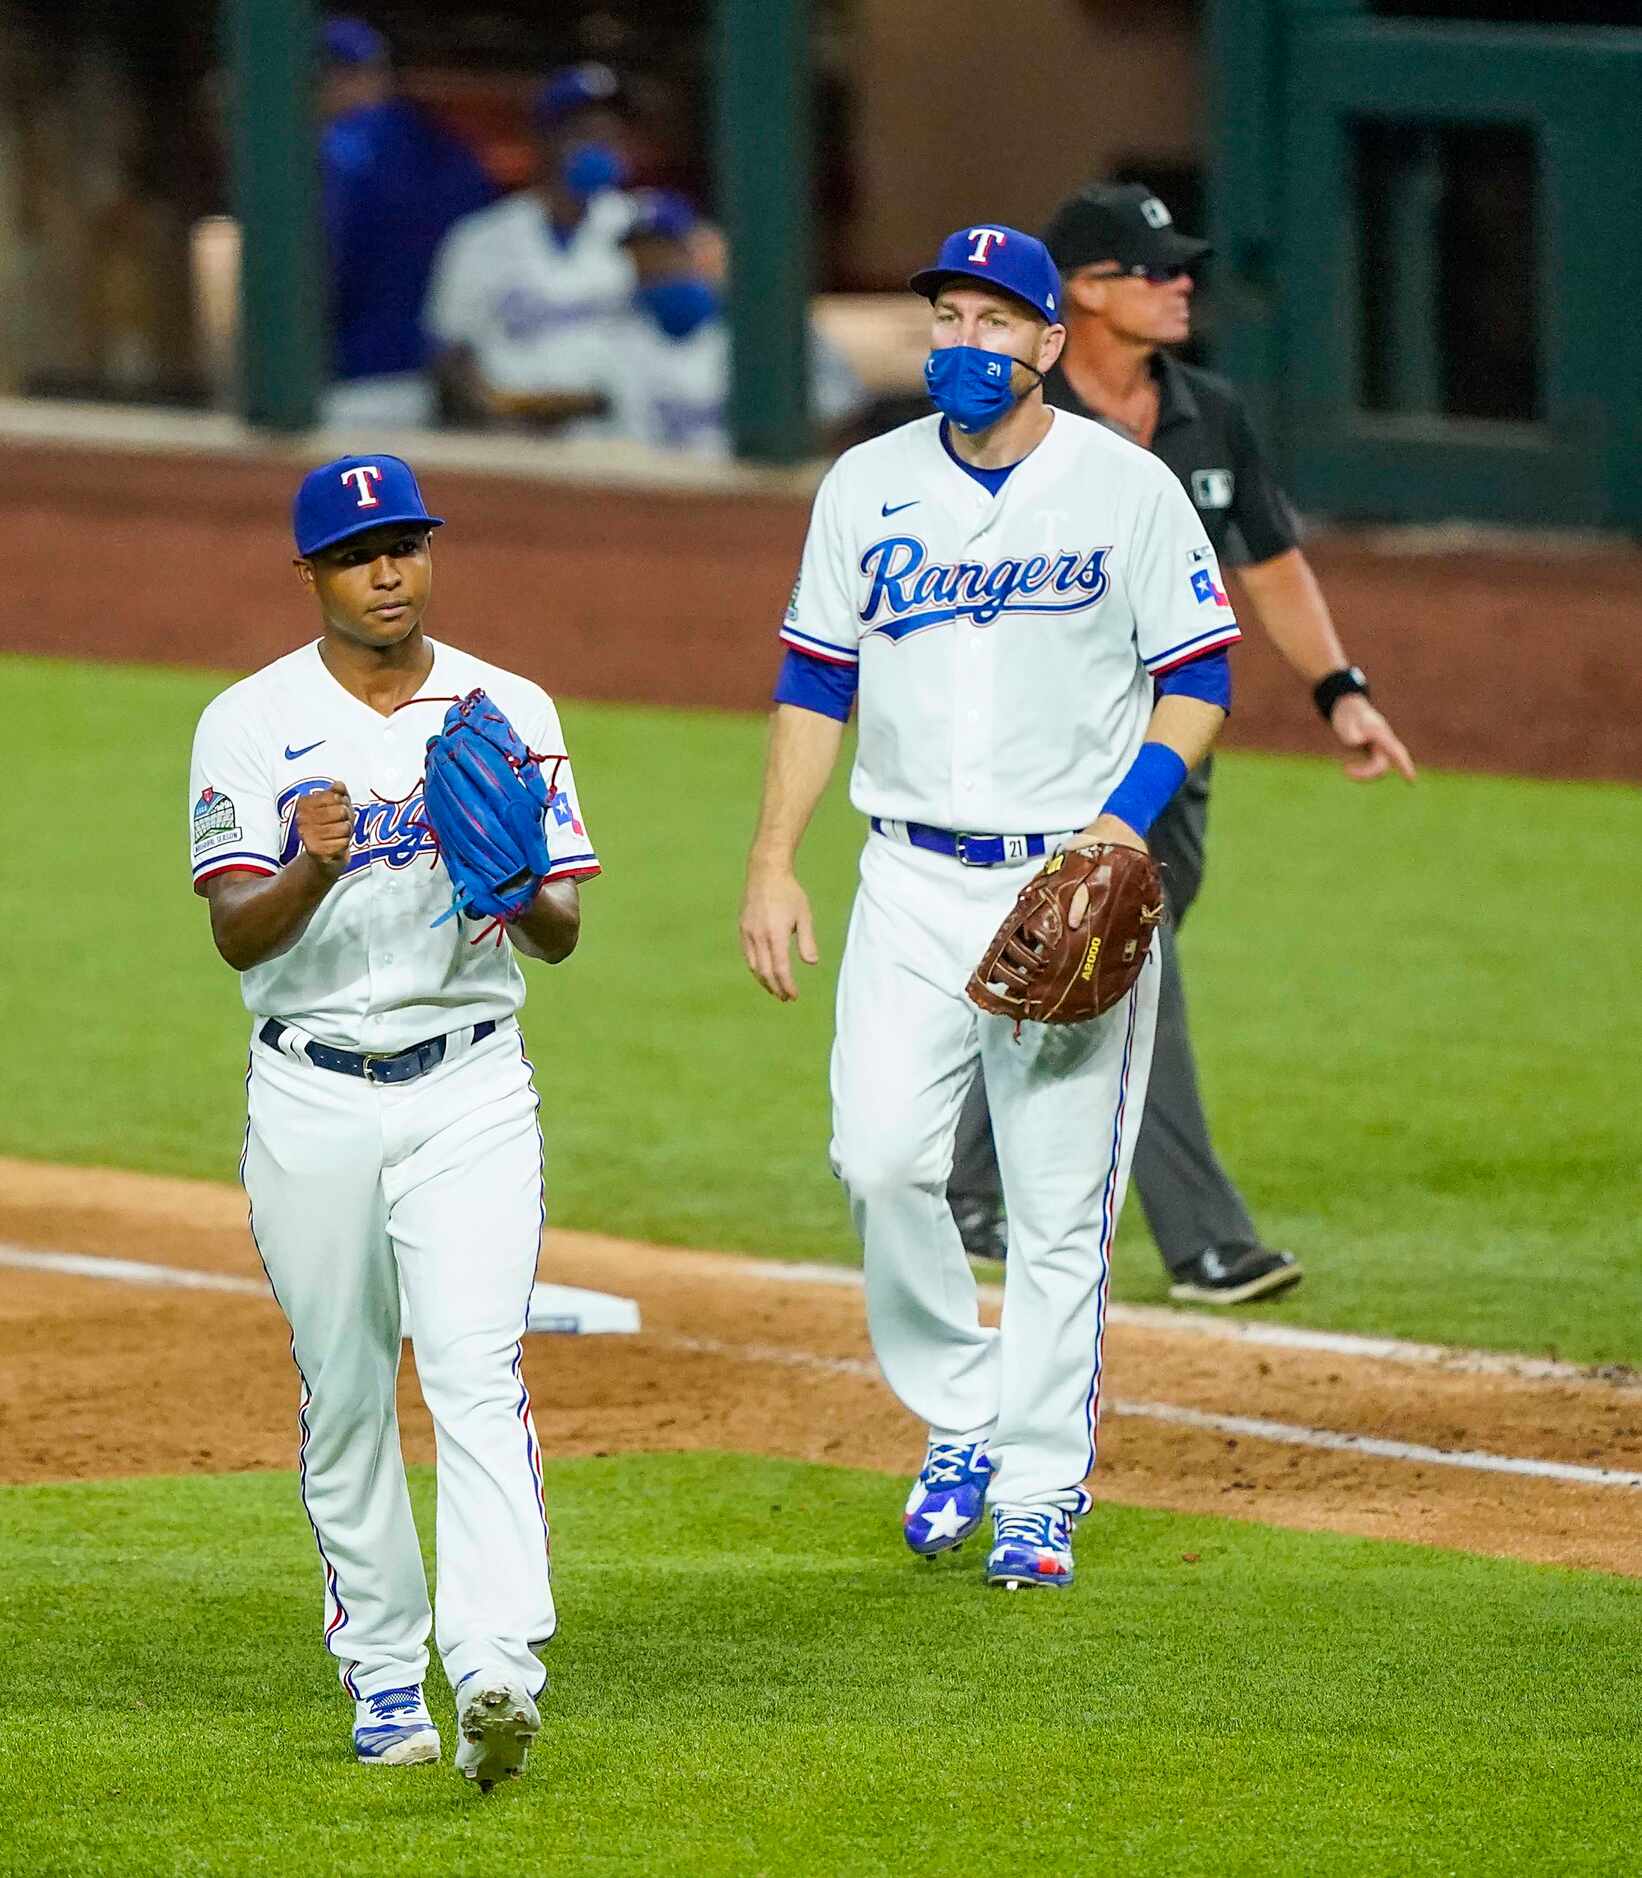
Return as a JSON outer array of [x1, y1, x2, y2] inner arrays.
[[1189, 564, 1233, 611]]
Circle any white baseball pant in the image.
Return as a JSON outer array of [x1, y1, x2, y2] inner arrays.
[[242, 1019, 553, 1701], [831, 833, 1159, 1510]]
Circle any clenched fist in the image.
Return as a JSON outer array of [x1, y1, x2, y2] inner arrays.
[[295, 784, 355, 880]]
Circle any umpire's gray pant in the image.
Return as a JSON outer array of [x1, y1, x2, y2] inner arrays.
[[947, 760, 1259, 1275]]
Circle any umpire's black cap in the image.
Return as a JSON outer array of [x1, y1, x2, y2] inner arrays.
[[1043, 182, 1211, 275]]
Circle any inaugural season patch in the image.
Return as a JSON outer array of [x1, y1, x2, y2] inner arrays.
[[192, 786, 241, 854]]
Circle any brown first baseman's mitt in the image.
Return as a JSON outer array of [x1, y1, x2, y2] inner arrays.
[[966, 844, 1166, 1027]]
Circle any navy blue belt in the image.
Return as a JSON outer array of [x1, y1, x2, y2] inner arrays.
[[258, 1018, 496, 1085], [870, 817, 1054, 868]]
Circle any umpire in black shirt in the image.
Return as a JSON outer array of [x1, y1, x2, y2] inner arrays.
[[948, 182, 1415, 1303]]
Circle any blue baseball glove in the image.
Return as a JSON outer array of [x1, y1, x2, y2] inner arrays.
[[421, 690, 558, 929]]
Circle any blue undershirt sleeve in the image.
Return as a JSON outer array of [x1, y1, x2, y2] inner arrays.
[[773, 646, 860, 723], [1154, 647, 1232, 712]]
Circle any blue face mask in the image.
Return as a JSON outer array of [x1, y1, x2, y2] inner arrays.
[[636, 275, 721, 341], [924, 344, 1042, 434], [562, 141, 627, 199]]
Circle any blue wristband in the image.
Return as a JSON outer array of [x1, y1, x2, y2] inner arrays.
[[1100, 742, 1188, 837]]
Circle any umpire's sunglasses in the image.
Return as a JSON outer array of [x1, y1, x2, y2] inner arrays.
[[1083, 262, 1194, 284]]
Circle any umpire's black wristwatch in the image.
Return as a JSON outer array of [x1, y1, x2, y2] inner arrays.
[[1312, 665, 1370, 722]]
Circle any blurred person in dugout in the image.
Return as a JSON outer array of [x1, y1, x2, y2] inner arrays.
[[598, 189, 868, 456], [946, 182, 1415, 1304], [318, 16, 497, 428], [423, 62, 638, 435]]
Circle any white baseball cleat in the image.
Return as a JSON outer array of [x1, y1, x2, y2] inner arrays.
[[353, 1685, 441, 1765], [455, 1675, 541, 1792]]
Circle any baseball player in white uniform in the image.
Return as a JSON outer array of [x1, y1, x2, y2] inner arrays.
[[740, 226, 1237, 1589], [423, 63, 635, 435], [189, 454, 598, 1782], [600, 190, 867, 457]]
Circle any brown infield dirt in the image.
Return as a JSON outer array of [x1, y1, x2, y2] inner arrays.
[[3, 1159, 1640, 1578], [5, 441, 1642, 781]]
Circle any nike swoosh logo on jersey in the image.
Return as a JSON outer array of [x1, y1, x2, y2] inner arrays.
[[284, 740, 325, 760], [880, 499, 919, 516]]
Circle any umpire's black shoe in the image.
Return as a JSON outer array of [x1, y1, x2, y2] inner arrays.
[[1168, 1246, 1302, 1306], [953, 1198, 1008, 1262]]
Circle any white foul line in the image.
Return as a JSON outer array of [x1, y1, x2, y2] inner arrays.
[[0, 1244, 268, 1294], [1114, 1401, 1642, 1490], [0, 1246, 638, 1338], [667, 1333, 878, 1380], [739, 1259, 1634, 1388], [662, 1335, 1642, 1492], [13, 1241, 1624, 1389], [1100, 1304, 1632, 1386], [10, 1245, 1640, 1492]]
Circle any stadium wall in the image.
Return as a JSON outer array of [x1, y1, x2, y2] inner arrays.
[[3, 435, 1639, 783]]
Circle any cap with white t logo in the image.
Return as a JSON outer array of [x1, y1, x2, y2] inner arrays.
[[292, 454, 445, 557], [909, 225, 1062, 324]]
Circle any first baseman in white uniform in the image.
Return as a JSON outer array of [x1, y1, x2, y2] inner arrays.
[[740, 226, 1237, 1588], [189, 454, 598, 1779]]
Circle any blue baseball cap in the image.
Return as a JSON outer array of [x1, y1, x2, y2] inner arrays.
[[293, 455, 443, 557], [533, 62, 627, 131], [322, 16, 388, 68], [910, 225, 1062, 323], [621, 188, 697, 244]]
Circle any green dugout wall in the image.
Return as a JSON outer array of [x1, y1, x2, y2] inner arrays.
[[1208, 1, 1642, 528]]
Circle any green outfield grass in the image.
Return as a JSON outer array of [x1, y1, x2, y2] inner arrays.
[[8, 652, 1641, 1362], [0, 1453, 1636, 1876]]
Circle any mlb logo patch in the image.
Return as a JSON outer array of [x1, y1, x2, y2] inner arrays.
[[1191, 468, 1235, 510], [1190, 567, 1231, 610]]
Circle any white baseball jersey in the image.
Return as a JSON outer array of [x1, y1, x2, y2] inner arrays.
[[599, 313, 867, 457], [188, 639, 598, 1053], [423, 189, 635, 424], [780, 410, 1240, 834]]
